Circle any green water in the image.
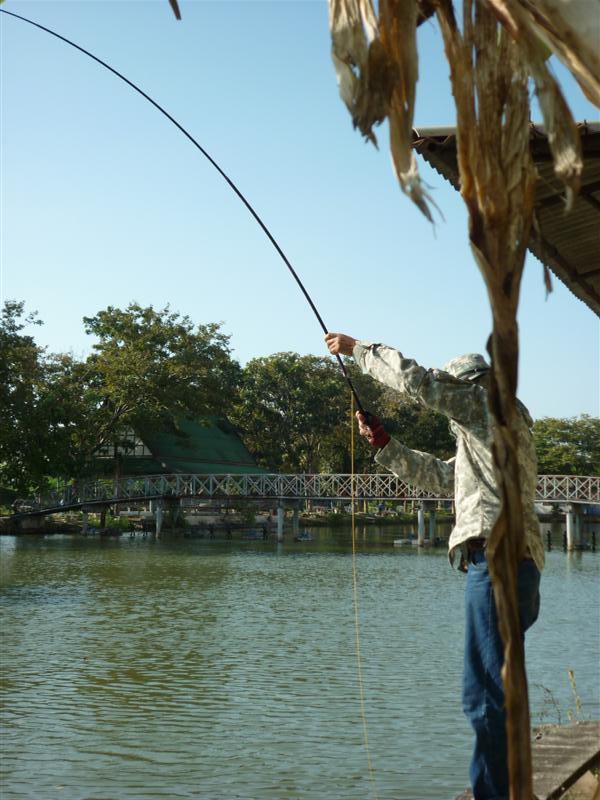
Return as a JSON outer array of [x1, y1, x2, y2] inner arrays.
[[1, 530, 598, 800]]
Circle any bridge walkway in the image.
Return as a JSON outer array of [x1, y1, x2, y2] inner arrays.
[[8, 473, 599, 520]]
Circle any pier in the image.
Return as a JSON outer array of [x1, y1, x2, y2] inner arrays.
[[456, 721, 600, 800]]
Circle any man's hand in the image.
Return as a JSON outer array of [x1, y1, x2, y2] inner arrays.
[[356, 411, 390, 450], [325, 332, 357, 356]]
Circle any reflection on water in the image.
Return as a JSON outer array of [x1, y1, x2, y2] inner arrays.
[[1, 529, 598, 800]]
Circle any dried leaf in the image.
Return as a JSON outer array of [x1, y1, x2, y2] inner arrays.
[[543, 263, 553, 297], [488, 0, 600, 107], [433, 6, 538, 796], [168, 0, 181, 20], [382, 0, 436, 220], [329, 0, 435, 216], [531, 213, 555, 298], [329, 0, 393, 144], [327, 3, 593, 799], [485, 0, 584, 207]]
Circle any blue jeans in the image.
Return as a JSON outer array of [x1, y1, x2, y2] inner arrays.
[[463, 549, 541, 800]]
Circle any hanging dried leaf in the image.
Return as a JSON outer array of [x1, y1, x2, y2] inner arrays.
[[484, 0, 585, 208], [327, 4, 594, 797], [543, 263, 554, 297], [329, 0, 436, 216], [329, 0, 392, 144], [531, 213, 554, 297], [486, 0, 600, 107], [382, 0, 436, 220], [435, 11, 538, 798]]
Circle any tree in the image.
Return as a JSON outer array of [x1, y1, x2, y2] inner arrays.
[[231, 353, 383, 473], [37, 353, 105, 480], [378, 387, 455, 462], [232, 352, 457, 474], [318, 361, 388, 473], [1, 302, 243, 488], [232, 352, 345, 472], [69, 303, 242, 470], [0, 301, 47, 493], [534, 416, 600, 475]]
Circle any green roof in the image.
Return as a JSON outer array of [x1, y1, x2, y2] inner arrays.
[[95, 417, 267, 477]]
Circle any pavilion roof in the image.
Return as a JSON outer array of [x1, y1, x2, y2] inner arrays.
[[94, 416, 267, 478], [412, 121, 600, 316], [138, 416, 267, 475]]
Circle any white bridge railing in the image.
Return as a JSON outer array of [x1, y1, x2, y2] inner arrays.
[[30, 473, 600, 512], [535, 475, 599, 504]]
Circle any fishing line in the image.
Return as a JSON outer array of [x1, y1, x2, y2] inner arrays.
[[0, 8, 367, 413], [350, 393, 379, 798]]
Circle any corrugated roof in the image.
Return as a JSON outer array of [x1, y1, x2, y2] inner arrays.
[[95, 417, 267, 477], [139, 417, 267, 475], [412, 122, 600, 316]]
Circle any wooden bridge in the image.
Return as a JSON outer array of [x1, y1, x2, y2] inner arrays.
[[14, 473, 600, 517]]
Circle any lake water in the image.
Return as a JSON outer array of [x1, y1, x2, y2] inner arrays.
[[1, 528, 598, 800]]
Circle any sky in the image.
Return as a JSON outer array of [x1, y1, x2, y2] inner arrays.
[[1, 0, 599, 421]]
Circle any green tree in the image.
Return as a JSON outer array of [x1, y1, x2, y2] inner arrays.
[[378, 387, 456, 462], [37, 353, 105, 480], [0, 301, 47, 493], [232, 353, 382, 472], [69, 303, 242, 471], [232, 352, 456, 474], [318, 360, 388, 473], [1, 302, 243, 489], [533, 416, 600, 475]]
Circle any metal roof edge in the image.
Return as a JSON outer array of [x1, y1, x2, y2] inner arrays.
[[412, 121, 600, 139]]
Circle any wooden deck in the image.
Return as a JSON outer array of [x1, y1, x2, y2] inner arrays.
[[456, 721, 600, 800]]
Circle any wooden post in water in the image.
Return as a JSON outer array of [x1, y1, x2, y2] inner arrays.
[[82, 509, 88, 534], [565, 506, 575, 551], [292, 506, 299, 537], [277, 503, 284, 542], [417, 504, 425, 546]]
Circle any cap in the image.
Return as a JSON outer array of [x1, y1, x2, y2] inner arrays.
[[443, 353, 490, 381]]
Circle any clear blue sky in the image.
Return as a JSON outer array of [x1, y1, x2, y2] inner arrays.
[[1, 1, 598, 420]]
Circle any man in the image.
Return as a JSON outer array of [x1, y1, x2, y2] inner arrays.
[[324, 332, 543, 800]]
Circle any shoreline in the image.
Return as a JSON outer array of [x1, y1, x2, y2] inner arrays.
[[2, 512, 599, 537]]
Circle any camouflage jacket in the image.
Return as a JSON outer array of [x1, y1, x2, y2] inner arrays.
[[353, 341, 544, 572]]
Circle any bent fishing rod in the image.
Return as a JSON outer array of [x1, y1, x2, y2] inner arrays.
[[1, 8, 368, 416]]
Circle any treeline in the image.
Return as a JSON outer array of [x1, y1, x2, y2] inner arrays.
[[1, 301, 598, 495]]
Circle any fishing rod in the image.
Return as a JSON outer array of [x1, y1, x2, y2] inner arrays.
[[1, 8, 368, 416]]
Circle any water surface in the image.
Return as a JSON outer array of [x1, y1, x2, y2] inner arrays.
[[1, 530, 598, 800]]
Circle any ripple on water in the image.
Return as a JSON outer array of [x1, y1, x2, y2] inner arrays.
[[1, 534, 598, 799]]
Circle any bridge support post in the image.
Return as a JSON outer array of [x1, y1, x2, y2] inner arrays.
[[565, 505, 575, 551], [575, 512, 583, 547], [417, 504, 425, 546], [82, 510, 89, 534], [292, 506, 299, 536], [155, 502, 164, 537], [428, 503, 437, 544], [277, 503, 284, 542]]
